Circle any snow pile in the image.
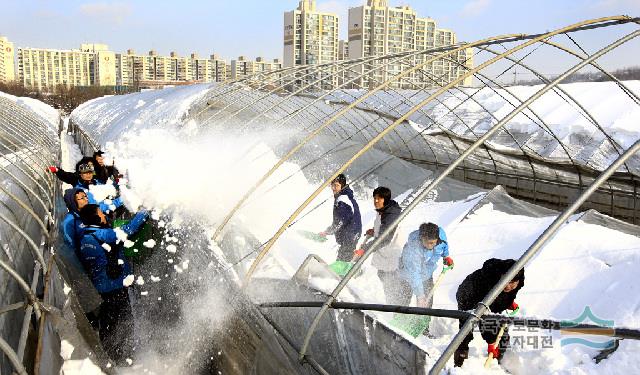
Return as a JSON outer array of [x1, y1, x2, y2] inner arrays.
[[70, 84, 214, 146]]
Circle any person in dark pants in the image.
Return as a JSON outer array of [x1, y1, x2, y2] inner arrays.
[[78, 204, 149, 363], [354, 186, 403, 304], [398, 223, 453, 308], [319, 174, 362, 262], [454, 258, 524, 367]]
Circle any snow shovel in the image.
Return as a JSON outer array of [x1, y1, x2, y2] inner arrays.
[[328, 233, 373, 278], [297, 229, 328, 243], [328, 260, 353, 277], [484, 324, 507, 367], [113, 219, 153, 259], [390, 264, 454, 338]]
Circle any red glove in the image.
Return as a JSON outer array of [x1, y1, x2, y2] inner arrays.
[[365, 228, 374, 237], [47, 166, 58, 173], [443, 256, 454, 266], [509, 301, 519, 311], [353, 249, 365, 257], [487, 343, 500, 358]]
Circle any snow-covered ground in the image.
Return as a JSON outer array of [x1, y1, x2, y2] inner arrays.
[[67, 84, 640, 374]]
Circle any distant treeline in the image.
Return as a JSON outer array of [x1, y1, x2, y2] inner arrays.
[[0, 82, 137, 114], [514, 66, 640, 86]]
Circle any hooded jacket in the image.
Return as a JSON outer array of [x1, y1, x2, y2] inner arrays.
[[368, 200, 403, 271], [62, 188, 85, 250], [326, 186, 362, 246], [399, 226, 449, 296], [456, 258, 525, 313], [78, 210, 148, 293]]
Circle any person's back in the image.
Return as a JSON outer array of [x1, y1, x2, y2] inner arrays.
[[78, 209, 147, 293], [454, 258, 525, 367], [456, 258, 524, 313], [77, 204, 148, 363]]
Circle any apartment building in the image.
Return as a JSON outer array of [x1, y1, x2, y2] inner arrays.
[[0, 36, 16, 83], [115, 50, 231, 87], [231, 56, 282, 80], [347, 0, 473, 88], [284, 0, 339, 67], [338, 40, 349, 61], [17, 44, 111, 91]]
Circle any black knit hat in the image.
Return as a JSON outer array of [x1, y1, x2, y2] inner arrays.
[[373, 186, 392, 204], [332, 174, 347, 188], [93, 150, 105, 157], [79, 204, 102, 226]]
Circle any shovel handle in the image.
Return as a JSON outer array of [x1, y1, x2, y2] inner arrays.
[[484, 324, 507, 367]]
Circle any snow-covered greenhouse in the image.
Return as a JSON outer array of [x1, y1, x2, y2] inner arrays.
[[1, 15, 640, 375]]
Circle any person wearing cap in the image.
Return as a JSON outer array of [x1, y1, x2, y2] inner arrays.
[[78, 204, 149, 362], [75, 162, 123, 215], [62, 188, 90, 251], [47, 156, 96, 186], [454, 258, 525, 367], [398, 223, 453, 308], [353, 186, 404, 304], [93, 150, 120, 185], [319, 174, 362, 262]]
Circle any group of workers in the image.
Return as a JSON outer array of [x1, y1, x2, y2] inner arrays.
[[320, 174, 524, 366], [50, 151, 148, 364], [50, 153, 522, 367]]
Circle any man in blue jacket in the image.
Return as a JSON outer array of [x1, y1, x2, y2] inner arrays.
[[320, 174, 362, 261], [78, 204, 149, 363], [399, 223, 454, 308]]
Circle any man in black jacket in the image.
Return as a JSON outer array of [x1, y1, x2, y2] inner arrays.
[[93, 150, 120, 184], [454, 258, 524, 367], [47, 156, 95, 186]]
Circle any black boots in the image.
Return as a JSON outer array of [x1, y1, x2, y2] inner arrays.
[[454, 349, 468, 367]]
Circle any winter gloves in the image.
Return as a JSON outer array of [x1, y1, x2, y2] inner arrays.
[[47, 166, 58, 173], [443, 256, 454, 267], [487, 343, 500, 358], [365, 228, 375, 237], [509, 301, 519, 311], [353, 248, 365, 257]]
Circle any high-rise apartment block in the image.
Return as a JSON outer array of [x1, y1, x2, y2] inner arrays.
[[338, 40, 349, 61], [17, 44, 112, 91], [15, 43, 232, 91], [284, 0, 339, 67], [231, 56, 282, 80], [0, 36, 16, 83], [348, 0, 473, 88]]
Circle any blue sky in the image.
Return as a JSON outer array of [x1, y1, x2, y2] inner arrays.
[[2, 0, 639, 69]]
